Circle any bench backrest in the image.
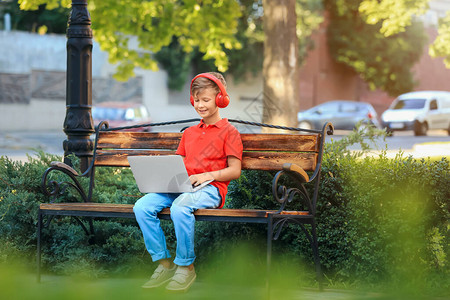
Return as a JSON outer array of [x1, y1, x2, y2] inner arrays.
[[94, 132, 320, 172]]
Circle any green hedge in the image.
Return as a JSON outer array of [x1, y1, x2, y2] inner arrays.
[[317, 149, 449, 293], [0, 129, 448, 295]]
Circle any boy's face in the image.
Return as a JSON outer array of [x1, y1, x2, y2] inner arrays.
[[193, 88, 219, 120]]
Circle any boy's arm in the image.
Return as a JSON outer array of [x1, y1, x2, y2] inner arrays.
[[189, 156, 241, 186]]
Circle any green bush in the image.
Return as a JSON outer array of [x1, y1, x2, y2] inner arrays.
[[0, 153, 57, 263], [316, 129, 449, 294], [0, 153, 152, 277], [0, 126, 448, 296]]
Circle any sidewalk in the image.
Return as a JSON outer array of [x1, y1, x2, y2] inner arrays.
[[0, 130, 65, 162], [361, 142, 450, 159], [412, 141, 450, 158]]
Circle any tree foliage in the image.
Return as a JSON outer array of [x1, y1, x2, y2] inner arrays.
[[296, 0, 324, 61], [359, 0, 430, 37], [358, 0, 450, 69], [429, 11, 450, 68], [15, 0, 322, 88], [3, 0, 69, 34], [155, 0, 323, 90], [18, 0, 242, 80], [16, 0, 450, 97], [325, 0, 427, 96], [154, 0, 267, 90]]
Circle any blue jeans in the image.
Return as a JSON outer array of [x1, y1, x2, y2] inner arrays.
[[133, 185, 221, 266]]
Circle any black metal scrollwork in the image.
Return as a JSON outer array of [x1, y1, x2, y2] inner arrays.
[[41, 165, 88, 203], [270, 169, 315, 241], [41, 161, 95, 237], [272, 170, 312, 214], [41, 120, 110, 205]]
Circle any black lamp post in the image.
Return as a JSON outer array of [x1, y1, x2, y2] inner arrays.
[[63, 0, 94, 172]]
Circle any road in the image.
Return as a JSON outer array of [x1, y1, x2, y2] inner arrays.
[[328, 129, 450, 157], [0, 130, 66, 162], [1, 129, 450, 163]]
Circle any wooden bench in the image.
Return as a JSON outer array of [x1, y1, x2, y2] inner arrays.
[[38, 118, 333, 289]]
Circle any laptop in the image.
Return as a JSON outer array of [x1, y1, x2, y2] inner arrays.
[[127, 155, 213, 193]]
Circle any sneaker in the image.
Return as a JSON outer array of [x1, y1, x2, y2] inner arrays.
[[142, 264, 176, 289], [165, 267, 197, 292]]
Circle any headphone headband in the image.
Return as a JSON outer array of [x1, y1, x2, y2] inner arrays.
[[189, 73, 230, 108]]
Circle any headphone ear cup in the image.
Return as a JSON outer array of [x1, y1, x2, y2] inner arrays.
[[190, 95, 195, 106], [216, 93, 230, 108]]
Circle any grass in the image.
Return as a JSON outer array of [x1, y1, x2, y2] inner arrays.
[[0, 264, 399, 300], [1, 244, 445, 300], [2, 267, 439, 300]]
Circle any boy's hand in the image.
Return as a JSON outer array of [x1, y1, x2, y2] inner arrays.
[[189, 173, 214, 186]]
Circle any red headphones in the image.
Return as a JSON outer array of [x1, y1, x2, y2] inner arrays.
[[190, 73, 230, 108]]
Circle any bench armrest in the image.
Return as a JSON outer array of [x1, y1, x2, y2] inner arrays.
[[41, 161, 89, 203], [50, 161, 79, 176], [282, 163, 309, 183], [272, 163, 313, 214]]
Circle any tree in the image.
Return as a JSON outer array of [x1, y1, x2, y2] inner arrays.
[[191, 0, 322, 127], [18, 0, 242, 80], [154, 0, 266, 91], [359, 0, 450, 69], [17, 0, 323, 127], [18, 0, 441, 125], [358, 0, 429, 37], [262, 0, 299, 128], [325, 0, 427, 96], [259, 0, 323, 127], [3, 0, 69, 34], [429, 11, 450, 68]]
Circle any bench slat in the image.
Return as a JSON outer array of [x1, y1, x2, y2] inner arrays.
[[94, 150, 317, 171], [97, 132, 319, 152], [97, 132, 182, 150], [242, 151, 317, 171], [40, 203, 310, 217], [94, 150, 177, 167], [241, 133, 319, 152]]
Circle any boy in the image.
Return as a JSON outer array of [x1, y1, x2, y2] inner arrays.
[[133, 72, 243, 291]]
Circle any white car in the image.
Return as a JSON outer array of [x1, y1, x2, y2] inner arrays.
[[381, 91, 450, 136]]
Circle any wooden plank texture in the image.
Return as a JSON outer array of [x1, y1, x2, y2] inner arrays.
[[94, 150, 317, 170], [97, 132, 319, 152], [40, 203, 310, 217], [241, 152, 317, 171], [94, 150, 177, 167], [97, 132, 182, 150], [241, 133, 319, 152]]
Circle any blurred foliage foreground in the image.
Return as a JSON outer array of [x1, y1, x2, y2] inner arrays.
[[0, 127, 448, 297]]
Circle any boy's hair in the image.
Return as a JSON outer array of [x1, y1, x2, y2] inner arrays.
[[191, 72, 227, 99]]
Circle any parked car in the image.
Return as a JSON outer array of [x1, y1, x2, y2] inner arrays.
[[92, 102, 152, 131], [381, 91, 450, 136], [297, 100, 380, 130]]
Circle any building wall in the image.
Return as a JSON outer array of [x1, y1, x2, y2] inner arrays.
[[299, 17, 361, 111]]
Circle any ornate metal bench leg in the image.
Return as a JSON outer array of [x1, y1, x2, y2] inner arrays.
[[311, 220, 323, 291], [36, 210, 42, 283], [266, 214, 274, 299]]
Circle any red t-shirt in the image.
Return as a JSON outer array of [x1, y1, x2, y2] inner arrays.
[[175, 118, 243, 208]]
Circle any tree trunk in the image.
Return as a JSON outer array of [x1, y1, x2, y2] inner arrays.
[[262, 0, 299, 131]]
